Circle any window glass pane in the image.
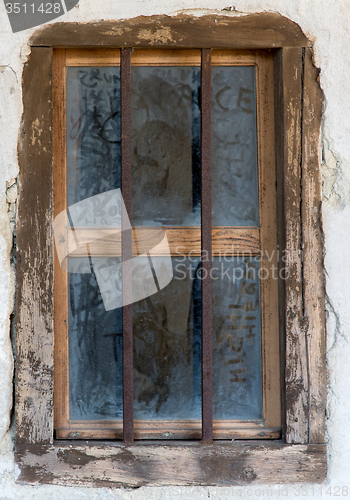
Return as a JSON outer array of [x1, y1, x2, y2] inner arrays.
[[133, 256, 201, 420], [65, 62, 263, 426], [211, 66, 259, 226], [68, 258, 123, 420], [66, 67, 122, 420], [212, 256, 263, 420], [66, 66, 121, 208], [131, 66, 201, 226]]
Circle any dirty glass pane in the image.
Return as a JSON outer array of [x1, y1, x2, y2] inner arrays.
[[68, 258, 123, 420], [133, 256, 201, 419], [65, 63, 262, 425], [131, 66, 201, 226], [212, 257, 263, 420], [211, 66, 259, 226], [66, 66, 121, 208], [66, 67, 122, 420]]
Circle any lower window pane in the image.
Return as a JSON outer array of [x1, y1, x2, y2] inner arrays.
[[213, 256, 263, 420], [68, 257, 123, 420], [133, 257, 201, 420], [68, 255, 263, 424]]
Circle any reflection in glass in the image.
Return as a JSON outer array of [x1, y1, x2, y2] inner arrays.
[[66, 67, 122, 420], [66, 63, 263, 425], [131, 66, 201, 226], [69, 257, 123, 420], [212, 257, 262, 420], [133, 257, 201, 419], [66, 67, 121, 207], [212, 66, 259, 226]]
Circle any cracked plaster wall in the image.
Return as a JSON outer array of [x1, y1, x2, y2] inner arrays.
[[0, 0, 349, 498]]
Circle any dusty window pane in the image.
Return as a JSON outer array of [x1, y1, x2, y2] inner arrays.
[[211, 66, 259, 226], [133, 257, 201, 420], [65, 63, 262, 424], [66, 67, 122, 420], [68, 258, 123, 420], [66, 66, 121, 207], [131, 66, 201, 226], [212, 257, 263, 420]]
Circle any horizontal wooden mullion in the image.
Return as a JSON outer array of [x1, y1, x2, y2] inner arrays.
[[65, 49, 120, 66], [55, 420, 281, 440], [65, 49, 258, 68], [62, 226, 261, 258], [212, 227, 260, 255]]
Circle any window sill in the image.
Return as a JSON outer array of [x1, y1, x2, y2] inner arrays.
[[15, 441, 326, 486]]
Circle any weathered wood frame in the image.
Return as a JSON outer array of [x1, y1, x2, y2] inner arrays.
[[15, 13, 326, 485]]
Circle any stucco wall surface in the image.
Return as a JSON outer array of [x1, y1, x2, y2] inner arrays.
[[0, 0, 349, 498]]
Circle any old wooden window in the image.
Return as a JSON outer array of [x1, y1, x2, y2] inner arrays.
[[15, 14, 327, 486], [53, 48, 280, 442]]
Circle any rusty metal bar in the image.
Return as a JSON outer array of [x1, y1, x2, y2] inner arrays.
[[120, 47, 134, 444], [201, 48, 213, 443]]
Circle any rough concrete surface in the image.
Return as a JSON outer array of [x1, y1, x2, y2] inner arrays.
[[0, 0, 349, 498]]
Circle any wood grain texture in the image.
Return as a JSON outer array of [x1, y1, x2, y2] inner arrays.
[[256, 52, 281, 429], [65, 48, 258, 67], [278, 47, 326, 445], [65, 49, 120, 66], [16, 442, 326, 486], [302, 47, 326, 443], [279, 48, 309, 444], [29, 13, 309, 49], [274, 48, 287, 444], [16, 47, 54, 444], [62, 226, 261, 257], [53, 49, 70, 434], [15, 39, 327, 484], [284, 48, 310, 444], [56, 420, 281, 440]]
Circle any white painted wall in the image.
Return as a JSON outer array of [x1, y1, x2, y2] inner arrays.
[[0, 0, 349, 498]]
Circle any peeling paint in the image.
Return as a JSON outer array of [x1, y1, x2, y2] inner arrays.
[[31, 117, 43, 146], [137, 27, 174, 44], [102, 26, 132, 36]]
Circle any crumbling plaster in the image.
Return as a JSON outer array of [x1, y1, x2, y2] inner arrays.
[[0, 0, 349, 497]]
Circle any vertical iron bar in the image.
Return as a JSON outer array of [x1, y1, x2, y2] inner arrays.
[[120, 47, 134, 443], [201, 48, 213, 443]]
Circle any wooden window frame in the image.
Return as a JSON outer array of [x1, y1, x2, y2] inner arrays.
[[54, 47, 281, 442], [15, 13, 327, 486]]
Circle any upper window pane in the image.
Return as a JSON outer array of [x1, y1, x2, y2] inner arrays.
[[66, 66, 121, 209], [211, 66, 259, 226], [131, 66, 201, 226]]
